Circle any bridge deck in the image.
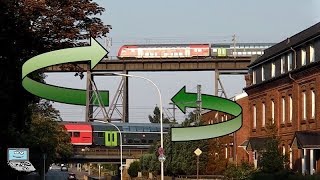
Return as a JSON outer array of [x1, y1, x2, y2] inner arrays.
[[45, 57, 252, 73]]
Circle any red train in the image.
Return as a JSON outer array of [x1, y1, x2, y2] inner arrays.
[[117, 43, 274, 59], [61, 122, 171, 149], [118, 44, 210, 59]]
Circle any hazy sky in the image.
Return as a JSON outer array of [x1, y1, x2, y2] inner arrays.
[[45, 0, 320, 123]]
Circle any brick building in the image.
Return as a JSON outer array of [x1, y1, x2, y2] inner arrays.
[[201, 92, 250, 165], [243, 22, 320, 175]]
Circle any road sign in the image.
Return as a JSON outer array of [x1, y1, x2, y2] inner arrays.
[[158, 154, 166, 162], [194, 148, 202, 156], [158, 147, 164, 155]]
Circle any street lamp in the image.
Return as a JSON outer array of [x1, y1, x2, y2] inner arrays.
[[111, 72, 165, 180], [93, 119, 123, 180]]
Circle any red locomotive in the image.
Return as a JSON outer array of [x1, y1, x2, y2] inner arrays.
[[63, 123, 93, 145]]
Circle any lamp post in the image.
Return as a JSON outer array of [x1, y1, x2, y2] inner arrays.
[[111, 73, 165, 180], [93, 119, 123, 180]]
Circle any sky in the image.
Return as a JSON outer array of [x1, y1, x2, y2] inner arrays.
[[45, 0, 320, 123]]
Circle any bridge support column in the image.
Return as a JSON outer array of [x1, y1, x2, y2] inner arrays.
[[85, 65, 93, 122], [215, 69, 219, 96], [123, 70, 129, 122]]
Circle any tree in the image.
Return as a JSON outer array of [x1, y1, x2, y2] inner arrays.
[[0, 0, 110, 178], [128, 161, 141, 178], [22, 101, 73, 177], [148, 106, 170, 123], [258, 122, 287, 173]]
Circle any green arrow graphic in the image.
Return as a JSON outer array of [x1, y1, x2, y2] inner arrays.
[[22, 38, 109, 106], [171, 86, 242, 141]]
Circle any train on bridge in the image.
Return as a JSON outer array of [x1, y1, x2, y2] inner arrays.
[[61, 122, 172, 149], [117, 43, 274, 59]]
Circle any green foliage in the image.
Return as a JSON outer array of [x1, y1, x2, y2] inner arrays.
[[258, 122, 287, 173], [128, 161, 141, 178], [0, 0, 109, 178], [224, 161, 256, 180], [22, 100, 73, 173], [148, 106, 170, 123]]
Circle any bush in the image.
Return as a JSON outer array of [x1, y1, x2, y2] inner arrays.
[[224, 161, 255, 179], [128, 161, 141, 178]]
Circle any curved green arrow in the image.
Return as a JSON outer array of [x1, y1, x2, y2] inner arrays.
[[22, 38, 109, 106], [171, 86, 242, 141]]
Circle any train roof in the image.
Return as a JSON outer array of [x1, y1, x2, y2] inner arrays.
[[210, 43, 275, 47], [121, 43, 210, 47]]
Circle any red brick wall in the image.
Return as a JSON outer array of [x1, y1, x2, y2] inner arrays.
[[234, 95, 250, 165], [245, 64, 320, 171]]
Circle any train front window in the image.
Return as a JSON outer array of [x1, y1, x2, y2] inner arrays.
[[73, 132, 80, 137]]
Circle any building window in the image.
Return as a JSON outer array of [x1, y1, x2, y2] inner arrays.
[[288, 53, 293, 71], [271, 62, 275, 77], [311, 90, 315, 118], [289, 96, 293, 122], [310, 45, 315, 62], [282, 97, 285, 124], [262, 103, 265, 127], [301, 49, 306, 66], [271, 100, 275, 124], [262, 66, 265, 81], [252, 70, 256, 84], [282, 145, 286, 156], [302, 91, 306, 120], [281, 56, 285, 74], [225, 146, 228, 159], [253, 105, 257, 129], [289, 147, 293, 169]]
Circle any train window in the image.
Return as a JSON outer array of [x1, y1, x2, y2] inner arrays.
[[150, 127, 157, 132], [134, 138, 140, 143], [108, 133, 110, 141], [98, 132, 104, 138], [143, 127, 151, 132], [112, 133, 114, 142], [148, 140, 154, 143], [136, 126, 144, 132], [141, 139, 147, 144], [130, 126, 137, 132], [73, 132, 80, 137], [128, 139, 133, 144], [123, 126, 129, 132]]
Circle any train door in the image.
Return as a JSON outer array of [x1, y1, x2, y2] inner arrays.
[[105, 131, 118, 147], [217, 48, 227, 57], [111, 131, 118, 146], [105, 132, 112, 146]]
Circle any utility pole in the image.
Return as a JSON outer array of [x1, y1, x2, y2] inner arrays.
[[232, 34, 236, 58], [196, 85, 202, 123], [168, 103, 177, 123]]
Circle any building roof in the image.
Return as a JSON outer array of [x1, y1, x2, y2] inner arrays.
[[249, 22, 320, 68], [291, 131, 320, 149], [246, 137, 272, 151]]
